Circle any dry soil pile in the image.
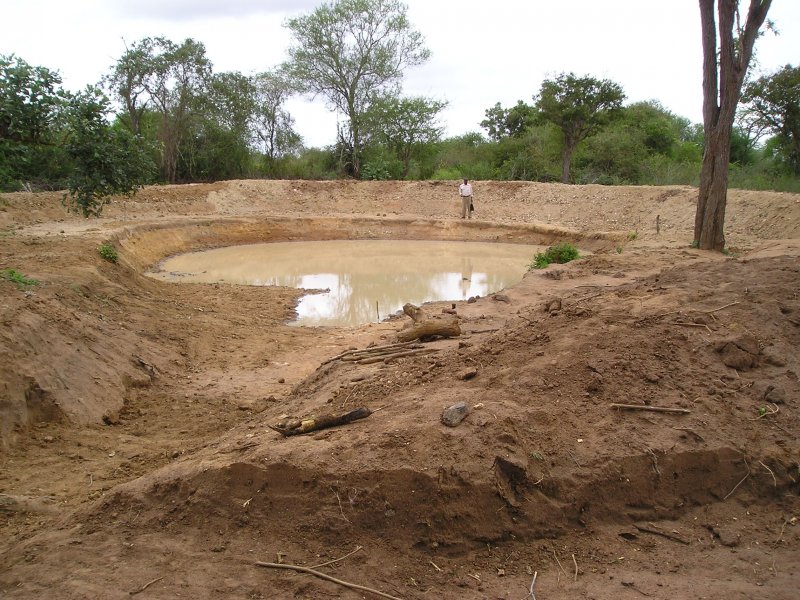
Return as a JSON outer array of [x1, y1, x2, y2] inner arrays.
[[0, 180, 798, 599]]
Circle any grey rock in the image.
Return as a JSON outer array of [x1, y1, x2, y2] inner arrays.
[[441, 401, 470, 427]]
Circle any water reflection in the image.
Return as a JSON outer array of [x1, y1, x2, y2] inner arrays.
[[150, 240, 541, 327]]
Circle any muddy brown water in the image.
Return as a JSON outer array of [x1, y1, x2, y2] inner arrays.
[[149, 239, 543, 326]]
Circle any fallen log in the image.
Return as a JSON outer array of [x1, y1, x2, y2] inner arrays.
[[395, 318, 461, 343], [270, 407, 372, 436]]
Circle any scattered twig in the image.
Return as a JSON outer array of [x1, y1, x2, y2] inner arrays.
[[759, 461, 777, 488], [357, 348, 440, 365], [467, 573, 481, 582], [552, 550, 568, 578], [311, 545, 363, 569], [634, 523, 690, 545], [129, 576, 164, 596], [255, 562, 404, 600], [321, 342, 418, 365], [776, 519, 788, 543], [724, 457, 751, 500], [331, 488, 350, 523], [706, 301, 739, 314], [527, 571, 538, 600], [572, 553, 578, 581], [567, 450, 582, 468], [429, 560, 442, 572], [750, 403, 779, 421], [610, 403, 690, 415]]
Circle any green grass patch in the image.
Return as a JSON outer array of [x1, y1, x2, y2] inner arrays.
[[1, 268, 39, 288], [98, 243, 118, 263], [530, 242, 581, 270]]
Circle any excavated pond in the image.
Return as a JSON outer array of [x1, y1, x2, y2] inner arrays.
[[149, 239, 543, 326]]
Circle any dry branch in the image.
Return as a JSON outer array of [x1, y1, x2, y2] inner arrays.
[[129, 577, 164, 595], [270, 407, 371, 436], [255, 562, 404, 600], [357, 348, 440, 364], [610, 403, 690, 415], [634, 523, 690, 545]]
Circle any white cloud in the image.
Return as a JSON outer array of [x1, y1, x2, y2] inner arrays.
[[2, 0, 799, 148], [107, 0, 318, 20]]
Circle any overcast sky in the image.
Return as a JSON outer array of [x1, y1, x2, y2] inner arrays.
[[3, 1, 799, 148]]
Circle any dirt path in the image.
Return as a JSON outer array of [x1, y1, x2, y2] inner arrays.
[[0, 180, 798, 599]]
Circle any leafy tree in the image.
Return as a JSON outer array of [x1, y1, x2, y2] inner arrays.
[[534, 72, 625, 183], [104, 39, 153, 136], [480, 100, 536, 141], [695, 0, 771, 250], [284, 0, 430, 178], [362, 94, 446, 178], [741, 64, 800, 174], [62, 87, 155, 216], [252, 71, 302, 170], [106, 37, 212, 183], [0, 54, 67, 189], [179, 71, 256, 180]]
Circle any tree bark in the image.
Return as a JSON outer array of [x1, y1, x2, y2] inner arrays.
[[694, 0, 772, 250], [561, 145, 573, 184]]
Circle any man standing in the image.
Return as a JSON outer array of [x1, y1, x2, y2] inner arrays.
[[458, 178, 473, 219]]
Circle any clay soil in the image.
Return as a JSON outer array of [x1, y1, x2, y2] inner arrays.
[[0, 180, 799, 599]]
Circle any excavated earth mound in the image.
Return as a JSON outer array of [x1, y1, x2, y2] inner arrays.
[[0, 180, 799, 599]]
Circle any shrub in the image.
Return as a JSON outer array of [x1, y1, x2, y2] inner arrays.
[[530, 242, 581, 269], [98, 243, 118, 263]]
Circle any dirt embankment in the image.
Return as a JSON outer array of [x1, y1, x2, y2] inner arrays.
[[0, 180, 798, 599]]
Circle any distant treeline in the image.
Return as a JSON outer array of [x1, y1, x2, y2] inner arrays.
[[2, 22, 798, 208]]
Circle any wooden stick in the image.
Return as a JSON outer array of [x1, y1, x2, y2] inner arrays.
[[706, 301, 739, 314], [528, 571, 538, 600], [759, 461, 777, 487], [572, 553, 578, 581], [356, 348, 440, 364], [634, 523, 690, 545], [552, 550, 568, 577], [255, 562, 404, 600], [311, 545, 363, 569], [724, 457, 751, 500], [129, 576, 163, 595], [610, 403, 690, 415], [429, 560, 442, 572], [321, 342, 417, 365]]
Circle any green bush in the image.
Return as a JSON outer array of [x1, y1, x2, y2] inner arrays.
[[1, 268, 39, 287], [530, 242, 581, 269], [98, 243, 118, 263]]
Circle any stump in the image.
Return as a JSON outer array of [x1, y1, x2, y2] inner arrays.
[[396, 303, 461, 342]]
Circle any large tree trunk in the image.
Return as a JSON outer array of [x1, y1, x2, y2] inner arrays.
[[694, 0, 772, 251], [561, 145, 573, 184]]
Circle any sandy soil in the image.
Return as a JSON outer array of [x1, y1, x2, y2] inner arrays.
[[0, 180, 798, 599]]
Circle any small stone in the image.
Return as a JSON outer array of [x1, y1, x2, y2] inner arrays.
[[278, 377, 285, 384], [458, 368, 478, 381], [441, 401, 470, 427], [493, 293, 511, 303]]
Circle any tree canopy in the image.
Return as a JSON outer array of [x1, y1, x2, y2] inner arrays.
[[534, 72, 626, 183], [741, 63, 800, 174], [283, 0, 430, 178]]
